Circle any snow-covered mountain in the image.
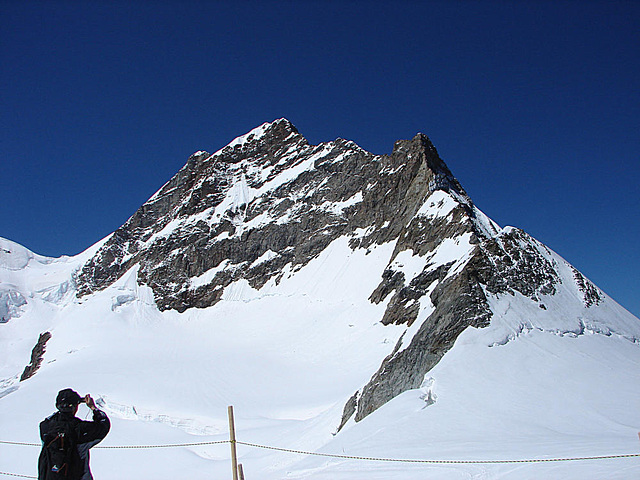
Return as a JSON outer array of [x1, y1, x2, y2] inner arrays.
[[2, 120, 639, 479]]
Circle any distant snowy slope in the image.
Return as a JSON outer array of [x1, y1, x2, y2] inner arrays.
[[0, 236, 107, 389]]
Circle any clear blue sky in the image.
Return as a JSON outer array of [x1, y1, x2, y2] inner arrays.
[[2, 1, 638, 317]]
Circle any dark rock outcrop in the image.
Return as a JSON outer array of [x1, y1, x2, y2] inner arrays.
[[20, 331, 52, 381], [572, 267, 603, 308]]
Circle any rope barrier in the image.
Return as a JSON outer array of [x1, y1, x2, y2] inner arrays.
[[236, 440, 640, 464], [0, 472, 37, 479], [0, 439, 228, 449], [0, 441, 40, 447], [96, 440, 229, 449], [2, 438, 638, 466]]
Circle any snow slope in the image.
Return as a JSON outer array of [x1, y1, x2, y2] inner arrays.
[[1, 230, 639, 480]]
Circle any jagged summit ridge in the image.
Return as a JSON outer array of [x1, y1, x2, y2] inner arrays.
[[77, 119, 482, 312]]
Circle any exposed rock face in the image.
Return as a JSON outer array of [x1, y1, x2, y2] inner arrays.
[[20, 331, 52, 381], [572, 266, 603, 308], [75, 119, 579, 424]]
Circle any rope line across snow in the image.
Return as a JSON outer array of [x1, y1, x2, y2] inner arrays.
[[0, 441, 39, 447], [2, 438, 638, 465], [236, 441, 640, 464], [96, 440, 229, 449], [0, 472, 37, 479], [0, 439, 228, 449]]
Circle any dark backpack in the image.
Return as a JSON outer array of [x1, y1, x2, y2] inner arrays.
[[39, 414, 83, 480]]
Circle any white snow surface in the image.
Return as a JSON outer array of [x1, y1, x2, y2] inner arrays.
[[2, 222, 640, 479], [416, 190, 458, 219], [223, 121, 274, 150]]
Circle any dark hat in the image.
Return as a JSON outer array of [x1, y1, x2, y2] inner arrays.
[[56, 388, 82, 413]]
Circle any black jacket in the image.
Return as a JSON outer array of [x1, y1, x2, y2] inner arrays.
[[39, 409, 110, 480]]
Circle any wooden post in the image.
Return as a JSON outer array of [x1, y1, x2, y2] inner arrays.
[[238, 463, 245, 480], [228, 406, 239, 480]]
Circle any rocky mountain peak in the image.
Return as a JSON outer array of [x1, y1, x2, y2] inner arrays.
[[73, 120, 629, 425], [76, 120, 475, 310], [393, 132, 436, 154], [214, 118, 305, 164]]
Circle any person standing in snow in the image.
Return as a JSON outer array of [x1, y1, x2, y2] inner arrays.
[[38, 389, 110, 480]]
